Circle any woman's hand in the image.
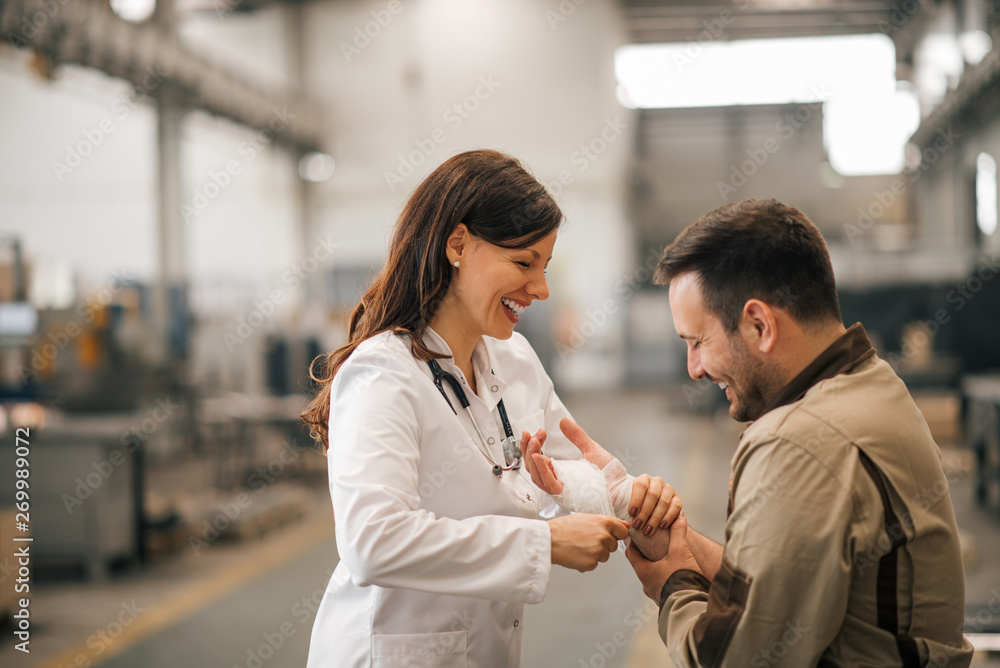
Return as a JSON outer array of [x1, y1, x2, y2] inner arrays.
[[521, 428, 563, 494], [629, 473, 683, 537], [524, 419, 682, 536], [548, 514, 630, 572]]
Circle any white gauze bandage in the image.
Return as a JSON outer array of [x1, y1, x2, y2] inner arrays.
[[550, 457, 634, 521], [550, 457, 671, 561]]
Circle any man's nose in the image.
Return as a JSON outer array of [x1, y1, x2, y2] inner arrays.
[[687, 349, 705, 381]]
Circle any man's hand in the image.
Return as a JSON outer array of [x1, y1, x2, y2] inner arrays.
[[548, 514, 631, 572], [625, 511, 702, 602]]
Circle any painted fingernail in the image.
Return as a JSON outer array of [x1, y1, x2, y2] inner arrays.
[[643, 525, 653, 536], [633, 520, 643, 530], [629, 507, 637, 517], [659, 521, 668, 530]]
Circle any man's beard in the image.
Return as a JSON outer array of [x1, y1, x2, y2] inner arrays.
[[727, 335, 783, 423]]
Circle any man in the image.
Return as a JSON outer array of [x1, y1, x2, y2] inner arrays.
[[620, 199, 973, 666]]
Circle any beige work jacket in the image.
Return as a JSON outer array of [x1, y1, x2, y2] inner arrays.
[[659, 323, 974, 667]]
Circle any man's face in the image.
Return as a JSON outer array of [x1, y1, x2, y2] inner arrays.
[[668, 273, 781, 422]]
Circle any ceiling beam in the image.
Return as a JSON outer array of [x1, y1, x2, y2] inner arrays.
[[1, 0, 326, 153]]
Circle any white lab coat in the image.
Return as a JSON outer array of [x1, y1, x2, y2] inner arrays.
[[305, 326, 583, 668]]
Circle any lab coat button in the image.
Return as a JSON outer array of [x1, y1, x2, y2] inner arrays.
[[487, 437, 495, 445], [514, 620, 519, 628], [491, 384, 498, 392]]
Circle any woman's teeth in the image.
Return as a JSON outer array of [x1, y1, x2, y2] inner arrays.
[[501, 297, 525, 316], [717, 382, 729, 391]]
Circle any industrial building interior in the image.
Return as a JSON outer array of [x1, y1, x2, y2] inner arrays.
[[1, 0, 1000, 665]]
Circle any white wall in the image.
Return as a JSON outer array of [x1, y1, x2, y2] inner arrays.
[[0, 0, 638, 391], [300, 0, 636, 387]]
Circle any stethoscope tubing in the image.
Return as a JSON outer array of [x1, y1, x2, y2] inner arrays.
[[427, 359, 520, 476]]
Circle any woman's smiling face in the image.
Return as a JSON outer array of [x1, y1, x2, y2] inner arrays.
[[447, 226, 556, 341]]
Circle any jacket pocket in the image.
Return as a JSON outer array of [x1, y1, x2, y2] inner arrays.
[[371, 629, 468, 668], [511, 411, 544, 440]]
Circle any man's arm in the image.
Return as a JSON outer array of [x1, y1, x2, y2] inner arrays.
[[627, 436, 854, 667], [685, 528, 722, 581]]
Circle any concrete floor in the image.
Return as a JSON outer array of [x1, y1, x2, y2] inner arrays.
[[4, 388, 999, 668]]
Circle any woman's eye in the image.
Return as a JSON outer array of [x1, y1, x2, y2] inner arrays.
[[516, 261, 531, 268]]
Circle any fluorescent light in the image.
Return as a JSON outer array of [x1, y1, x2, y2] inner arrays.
[[977, 152, 998, 236], [615, 34, 920, 176], [298, 152, 336, 183], [110, 0, 156, 22], [960, 30, 992, 65]]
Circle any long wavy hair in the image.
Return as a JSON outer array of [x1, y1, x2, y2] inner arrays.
[[300, 149, 563, 453]]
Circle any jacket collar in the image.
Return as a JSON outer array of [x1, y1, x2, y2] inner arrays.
[[761, 322, 875, 416]]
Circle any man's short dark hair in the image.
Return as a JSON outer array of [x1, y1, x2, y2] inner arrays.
[[653, 198, 842, 332]]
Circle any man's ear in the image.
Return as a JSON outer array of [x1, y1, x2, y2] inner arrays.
[[445, 223, 470, 266], [740, 299, 779, 354]]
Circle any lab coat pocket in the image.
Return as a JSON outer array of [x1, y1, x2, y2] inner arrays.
[[371, 629, 468, 668], [511, 411, 544, 443]]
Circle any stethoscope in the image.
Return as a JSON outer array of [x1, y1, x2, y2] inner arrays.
[[427, 359, 522, 477]]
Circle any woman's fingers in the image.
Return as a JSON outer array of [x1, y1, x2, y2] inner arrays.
[[520, 431, 538, 480], [658, 493, 683, 530], [628, 474, 649, 522], [628, 475, 681, 536], [644, 484, 681, 535], [634, 476, 664, 534], [531, 448, 563, 494]]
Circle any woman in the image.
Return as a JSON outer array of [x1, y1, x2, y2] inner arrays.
[[301, 149, 678, 668]]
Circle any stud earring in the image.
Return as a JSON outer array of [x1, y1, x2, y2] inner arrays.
[[453, 261, 460, 267]]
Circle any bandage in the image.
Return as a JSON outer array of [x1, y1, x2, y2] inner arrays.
[[550, 457, 670, 561], [550, 458, 632, 520]]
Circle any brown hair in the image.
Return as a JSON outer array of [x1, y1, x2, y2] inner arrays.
[[300, 149, 563, 452], [653, 198, 841, 331]]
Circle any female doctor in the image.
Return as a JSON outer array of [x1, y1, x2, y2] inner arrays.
[[301, 149, 680, 668]]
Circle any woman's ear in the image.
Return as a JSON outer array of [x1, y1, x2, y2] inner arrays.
[[445, 223, 470, 266]]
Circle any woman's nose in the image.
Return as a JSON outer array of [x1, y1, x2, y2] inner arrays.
[[528, 272, 549, 301]]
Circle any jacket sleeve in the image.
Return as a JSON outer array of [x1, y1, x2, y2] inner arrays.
[[659, 435, 855, 667], [329, 345, 552, 604]]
